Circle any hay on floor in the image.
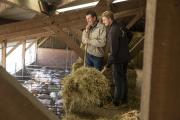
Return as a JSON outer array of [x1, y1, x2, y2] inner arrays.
[[96, 118, 110, 120], [113, 110, 140, 120], [62, 67, 110, 113], [62, 114, 83, 120]]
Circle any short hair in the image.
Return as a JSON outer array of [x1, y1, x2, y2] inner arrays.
[[101, 11, 114, 20], [86, 10, 97, 19]]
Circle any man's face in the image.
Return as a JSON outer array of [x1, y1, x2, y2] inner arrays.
[[86, 14, 96, 26], [102, 16, 110, 26]]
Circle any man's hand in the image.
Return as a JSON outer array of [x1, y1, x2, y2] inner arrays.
[[85, 24, 91, 32], [101, 66, 107, 73], [83, 39, 89, 45]]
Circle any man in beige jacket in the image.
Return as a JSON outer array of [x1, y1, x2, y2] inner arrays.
[[82, 11, 106, 70]]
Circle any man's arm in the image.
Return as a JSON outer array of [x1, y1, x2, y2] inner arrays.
[[88, 26, 106, 47], [82, 30, 89, 44], [108, 26, 121, 64]]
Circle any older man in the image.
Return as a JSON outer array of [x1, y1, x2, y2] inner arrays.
[[82, 11, 106, 70]]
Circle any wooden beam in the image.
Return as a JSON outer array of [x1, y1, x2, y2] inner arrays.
[[0, 29, 54, 42], [129, 36, 144, 59], [71, 7, 144, 30], [26, 39, 39, 51], [0, 27, 48, 39], [0, 2, 11, 12], [112, 0, 146, 13], [38, 37, 49, 47], [141, 0, 180, 119], [130, 36, 144, 52], [106, 0, 114, 10], [0, 18, 48, 35], [64, 28, 82, 44], [69, 7, 144, 30], [95, 0, 114, 12], [2, 40, 7, 68], [69, 7, 144, 28], [70, 27, 83, 38], [57, 0, 98, 8], [6, 41, 22, 56], [114, 7, 144, 19], [49, 21, 84, 58], [22, 40, 26, 70], [0, 66, 60, 120], [0, 39, 4, 43], [126, 9, 144, 29], [95, 0, 106, 14], [0, 0, 41, 13]]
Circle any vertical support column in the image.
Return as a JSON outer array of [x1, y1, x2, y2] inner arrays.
[[2, 40, 7, 69], [35, 40, 38, 64], [0, 42, 2, 66], [22, 40, 26, 73], [141, 0, 180, 120]]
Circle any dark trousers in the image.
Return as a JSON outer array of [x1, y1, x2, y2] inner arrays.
[[113, 62, 128, 104], [86, 53, 103, 70]]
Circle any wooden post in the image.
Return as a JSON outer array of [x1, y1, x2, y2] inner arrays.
[[35, 40, 38, 64], [141, 0, 180, 119], [2, 40, 7, 68], [0, 66, 60, 120], [26, 40, 38, 51], [22, 40, 26, 72], [49, 20, 84, 58], [6, 41, 22, 57], [126, 10, 144, 29], [38, 37, 49, 47]]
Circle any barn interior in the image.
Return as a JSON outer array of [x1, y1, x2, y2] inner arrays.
[[0, 0, 179, 120]]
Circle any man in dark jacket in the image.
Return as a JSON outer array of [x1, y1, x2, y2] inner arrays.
[[102, 11, 129, 106]]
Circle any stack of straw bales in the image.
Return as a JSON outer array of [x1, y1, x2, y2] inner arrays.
[[62, 67, 110, 113]]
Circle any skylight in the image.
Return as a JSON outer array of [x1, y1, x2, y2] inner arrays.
[[56, 0, 127, 13]]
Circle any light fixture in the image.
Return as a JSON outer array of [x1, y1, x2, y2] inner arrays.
[[56, 0, 127, 13]]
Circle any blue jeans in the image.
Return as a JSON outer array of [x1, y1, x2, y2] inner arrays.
[[86, 53, 103, 70]]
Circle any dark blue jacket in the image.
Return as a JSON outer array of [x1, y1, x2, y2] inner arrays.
[[107, 21, 129, 64]]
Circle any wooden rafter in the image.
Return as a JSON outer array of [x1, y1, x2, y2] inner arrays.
[[6, 40, 23, 56], [0, 39, 4, 43], [57, 0, 98, 8], [63, 28, 81, 43], [0, 66, 60, 120], [0, 18, 48, 35], [2, 40, 7, 68], [126, 9, 144, 29], [38, 37, 49, 47], [95, 0, 114, 12], [0, 29, 54, 43], [26, 38, 40, 51], [49, 21, 84, 58], [0, 0, 41, 13], [130, 36, 144, 52], [112, 0, 145, 12], [57, 0, 77, 8], [115, 7, 144, 19]]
